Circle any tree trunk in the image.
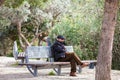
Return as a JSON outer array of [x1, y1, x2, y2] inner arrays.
[[16, 21, 30, 49], [16, 21, 39, 50], [95, 0, 118, 80]]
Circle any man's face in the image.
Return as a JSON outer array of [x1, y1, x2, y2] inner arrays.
[[57, 38, 65, 42]]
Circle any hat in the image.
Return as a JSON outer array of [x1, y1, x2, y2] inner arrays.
[[57, 35, 65, 40]]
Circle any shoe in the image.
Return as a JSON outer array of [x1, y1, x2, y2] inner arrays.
[[70, 72, 77, 76], [81, 62, 90, 68]]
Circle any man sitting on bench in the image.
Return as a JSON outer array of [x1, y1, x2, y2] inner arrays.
[[51, 35, 89, 76]]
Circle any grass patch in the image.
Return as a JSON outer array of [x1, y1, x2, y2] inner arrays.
[[48, 70, 55, 75]]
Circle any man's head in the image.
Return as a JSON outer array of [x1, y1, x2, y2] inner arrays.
[[56, 35, 65, 42]]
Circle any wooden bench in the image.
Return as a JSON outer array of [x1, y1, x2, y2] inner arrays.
[[13, 41, 97, 77], [19, 46, 97, 76]]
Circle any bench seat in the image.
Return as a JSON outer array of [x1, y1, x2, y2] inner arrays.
[[18, 60, 96, 76], [19, 62, 70, 69], [19, 60, 96, 66], [19, 61, 71, 76], [19, 62, 70, 66]]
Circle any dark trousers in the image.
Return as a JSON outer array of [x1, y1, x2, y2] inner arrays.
[[57, 52, 83, 72]]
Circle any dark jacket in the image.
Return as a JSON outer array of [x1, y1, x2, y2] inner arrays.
[[51, 40, 66, 61]]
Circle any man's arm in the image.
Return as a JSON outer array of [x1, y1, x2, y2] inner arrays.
[[53, 45, 66, 53]]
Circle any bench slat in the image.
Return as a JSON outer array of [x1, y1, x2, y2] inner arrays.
[[19, 60, 97, 67], [19, 62, 70, 69], [18, 52, 25, 57], [19, 62, 70, 66]]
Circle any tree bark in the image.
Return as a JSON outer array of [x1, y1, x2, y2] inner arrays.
[[95, 0, 118, 80]]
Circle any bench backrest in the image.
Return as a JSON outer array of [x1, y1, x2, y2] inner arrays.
[[26, 46, 51, 58], [25, 46, 74, 61]]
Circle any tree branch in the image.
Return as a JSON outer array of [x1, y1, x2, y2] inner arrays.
[[30, 27, 39, 45], [18, 35, 25, 50]]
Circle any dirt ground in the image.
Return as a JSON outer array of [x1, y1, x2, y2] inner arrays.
[[0, 56, 120, 80]]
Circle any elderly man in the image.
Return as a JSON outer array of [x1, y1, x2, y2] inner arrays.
[[51, 35, 89, 76]]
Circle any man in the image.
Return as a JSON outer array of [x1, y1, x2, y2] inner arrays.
[[51, 35, 89, 76]]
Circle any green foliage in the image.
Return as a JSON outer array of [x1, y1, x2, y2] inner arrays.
[[4, 0, 24, 8], [0, 17, 11, 29], [4, 0, 48, 8], [27, 0, 48, 8]]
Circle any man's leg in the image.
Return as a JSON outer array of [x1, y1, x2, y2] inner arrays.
[[65, 52, 83, 65], [66, 52, 89, 67], [58, 53, 77, 76]]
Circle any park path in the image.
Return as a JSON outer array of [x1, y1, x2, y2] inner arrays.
[[0, 56, 120, 80]]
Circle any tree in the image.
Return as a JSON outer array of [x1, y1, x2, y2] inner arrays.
[[0, 0, 71, 55], [14, 0, 71, 49], [95, 0, 119, 80]]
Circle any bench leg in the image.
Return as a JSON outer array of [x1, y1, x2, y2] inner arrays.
[[53, 65, 61, 75], [21, 58, 24, 63], [57, 65, 61, 75], [33, 66, 38, 77], [27, 65, 38, 77], [78, 66, 82, 73]]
